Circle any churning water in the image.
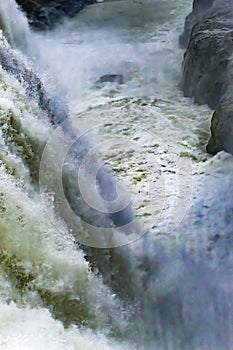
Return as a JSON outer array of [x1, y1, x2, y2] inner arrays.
[[0, 0, 232, 349]]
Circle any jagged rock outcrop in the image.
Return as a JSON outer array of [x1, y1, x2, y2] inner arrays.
[[15, 0, 95, 29], [179, 0, 214, 48], [180, 0, 233, 155]]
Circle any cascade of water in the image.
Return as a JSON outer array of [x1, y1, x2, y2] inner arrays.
[[0, 0, 30, 49], [0, 1, 232, 349]]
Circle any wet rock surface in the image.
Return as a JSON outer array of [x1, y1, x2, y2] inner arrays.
[[15, 0, 95, 30], [96, 74, 124, 85], [181, 0, 233, 155]]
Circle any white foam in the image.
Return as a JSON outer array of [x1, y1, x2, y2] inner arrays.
[[0, 0, 231, 348], [0, 0, 30, 49], [0, 302, 135, 350]]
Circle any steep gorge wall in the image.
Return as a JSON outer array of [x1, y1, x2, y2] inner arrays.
[[180, 0, 233, 155], [179, 0, 215, 49]]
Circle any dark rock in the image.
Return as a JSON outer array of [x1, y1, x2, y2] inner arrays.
[[207, 91, 233, 155], [96, 74, 124, 85], [179, 0, 214, 48], [15, 0, 95, 30], [182, 17, 233, 109], [181, 0, 233, 155]]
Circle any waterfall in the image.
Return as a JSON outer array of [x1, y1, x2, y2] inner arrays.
[[0, 0, 30, 49], [0, 1, 232, 349], [0, 2, 136, 348]]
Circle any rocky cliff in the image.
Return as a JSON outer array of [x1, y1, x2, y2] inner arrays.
[[180, 0, 233, 155], [15, 0, 95, 29]]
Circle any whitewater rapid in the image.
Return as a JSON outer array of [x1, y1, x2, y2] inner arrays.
[[0, 0, 232, 349], [30, 0, 216, 236]]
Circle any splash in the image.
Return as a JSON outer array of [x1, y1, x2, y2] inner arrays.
[[0, 0, 30, 49]]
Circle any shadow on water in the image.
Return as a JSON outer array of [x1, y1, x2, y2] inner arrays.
[[31, 38, 233, 350], [86, 172, 233, 350]]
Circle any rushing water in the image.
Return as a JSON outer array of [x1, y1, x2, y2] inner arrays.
[[0, 0, 232, 349]]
